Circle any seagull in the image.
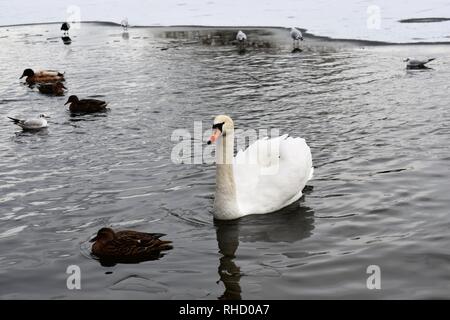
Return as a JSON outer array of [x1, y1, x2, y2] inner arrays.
[[236, 30, 247, 42], [120, 18, 129, 32], [404, 58, 436, 69], [61, 22, 70, 36], [8, 114, 50, 130], [236, 30, 247, 51], [290, 27, 303, 49]]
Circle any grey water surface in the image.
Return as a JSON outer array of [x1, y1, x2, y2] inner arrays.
[[0, 23, 449, 299]]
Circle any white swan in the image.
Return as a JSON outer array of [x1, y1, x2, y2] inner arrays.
[[207, 115, 314, 220]]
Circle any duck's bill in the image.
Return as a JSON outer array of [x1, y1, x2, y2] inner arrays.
[[207, 129, 221, 145], [64, 101, 70, 105], [19, 75, 25, 79], [89, 236, 97, 242]]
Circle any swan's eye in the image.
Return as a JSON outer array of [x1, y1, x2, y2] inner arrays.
[[212, 122, 224, 131]]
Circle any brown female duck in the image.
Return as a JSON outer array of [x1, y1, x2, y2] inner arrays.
[[64, 95, 108, 113], [38, 82, 67, 96], [20, 68, 65, 84], [90, 227, 173, 263]]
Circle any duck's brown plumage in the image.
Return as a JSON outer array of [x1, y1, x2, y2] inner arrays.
[[65, 95, 108, 113], [20, 69, 65, 84], [91, 228, 173, 263], [38, 82, 66, 96]]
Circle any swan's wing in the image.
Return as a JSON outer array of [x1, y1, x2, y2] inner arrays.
[[233, 134, 313, 215]]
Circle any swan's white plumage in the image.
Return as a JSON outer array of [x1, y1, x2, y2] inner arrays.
[[233, 134, 313, 216], [211, 115, 313, 220]]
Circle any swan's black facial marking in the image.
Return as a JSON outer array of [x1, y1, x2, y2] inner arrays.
[[212, 122, 225, 132]]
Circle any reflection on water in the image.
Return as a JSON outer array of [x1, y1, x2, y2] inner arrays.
[[161, 28, 276, 49], [0, 23, 450, 299], [215, 221, 241, 299], [215, 202, 314, 299], [61, 36, 72, 45]]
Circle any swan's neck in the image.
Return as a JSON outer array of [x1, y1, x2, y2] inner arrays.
[[214, 131, 240, 220]]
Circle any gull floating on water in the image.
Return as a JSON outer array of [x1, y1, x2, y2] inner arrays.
[[404, 58, 436, 69], [290, 27, 303, 49], [8, 114, 50, 130]]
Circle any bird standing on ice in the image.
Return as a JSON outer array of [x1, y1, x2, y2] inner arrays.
[[236, 30, 247, 52], [8, 114, 50, 130], [61, 22, 70, 35], [290, 27, 303, 50], [207, 115, 314, 220]]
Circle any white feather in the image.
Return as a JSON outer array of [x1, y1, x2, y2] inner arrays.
[[233, 134, 313, 216]]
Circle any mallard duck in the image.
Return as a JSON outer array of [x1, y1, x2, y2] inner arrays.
[[90, 227, 173, 263], [38, 82, 66, 96], [64, 95, 108, 113], [20, 69, 65, 84], [8, 114, 50, 130]]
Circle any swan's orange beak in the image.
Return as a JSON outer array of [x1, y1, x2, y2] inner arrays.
[[207, 129, 221, 145]]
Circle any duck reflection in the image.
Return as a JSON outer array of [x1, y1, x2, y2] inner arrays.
[[61, 36, 72, 45], [214, 201, 314, 300], [122, 32, 129, 40]]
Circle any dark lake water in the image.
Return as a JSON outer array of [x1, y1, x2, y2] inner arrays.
[[0, 23, 449, 299]]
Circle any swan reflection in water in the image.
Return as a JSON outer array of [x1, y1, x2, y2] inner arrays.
[[214, 199, 315, 300]]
